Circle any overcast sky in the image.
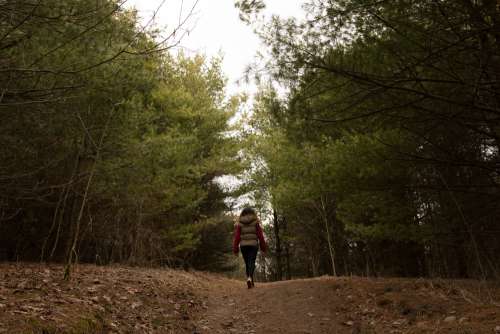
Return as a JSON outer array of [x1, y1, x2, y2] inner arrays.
[[126, 0, 305, 96]]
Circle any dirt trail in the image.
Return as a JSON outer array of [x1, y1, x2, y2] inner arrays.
[[1, 264, 499, 333], [199, 277, 343, 334], [196, 276, 500, 334]]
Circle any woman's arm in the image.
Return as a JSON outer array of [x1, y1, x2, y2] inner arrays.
[[256, 223, 267, 252], [232, 223, 241, 254]]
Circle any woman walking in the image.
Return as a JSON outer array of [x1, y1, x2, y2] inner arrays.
[[232, 208, 267, 288]]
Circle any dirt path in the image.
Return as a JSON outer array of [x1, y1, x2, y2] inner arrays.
[[196, 276, 500, 334], [198, 277, 345, 334], [0, 264, 499, 333]]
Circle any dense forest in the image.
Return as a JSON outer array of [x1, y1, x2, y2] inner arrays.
[[0, 0, 241, 273], [1, 0, 499, 281], [240, 0, 500, 280]]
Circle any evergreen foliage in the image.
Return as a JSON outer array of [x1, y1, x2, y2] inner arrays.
[[0, 0, 240, 271], [240, 0, 500, 279]]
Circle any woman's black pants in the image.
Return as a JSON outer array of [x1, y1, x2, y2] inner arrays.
[[240, 245, 258, 279]]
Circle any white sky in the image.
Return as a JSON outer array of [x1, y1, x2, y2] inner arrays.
[[126, 0, 305, 97]]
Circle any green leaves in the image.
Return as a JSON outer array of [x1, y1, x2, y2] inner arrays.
[[94, 53, 241, 263], [0, 0, 241, 269], [235, 0, 266, 24], [244, 0, 500, 278]]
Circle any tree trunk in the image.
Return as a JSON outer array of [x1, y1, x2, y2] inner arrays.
[[310, 247, 319, 277], [64, 108, 113, 279], [282, 216, 291, 280], [320, 196, 337, 276], [273, 209, 282, 281]]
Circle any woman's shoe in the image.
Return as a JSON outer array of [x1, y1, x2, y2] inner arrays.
[[246, 277, 252, 289]]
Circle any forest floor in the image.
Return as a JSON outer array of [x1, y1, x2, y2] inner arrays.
[[0, 264, 499, 334]]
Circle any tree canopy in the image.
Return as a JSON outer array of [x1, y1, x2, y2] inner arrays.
[[239, 0, 500, 280], [1, 0, 499, 281], [0, 0, 241, 273]]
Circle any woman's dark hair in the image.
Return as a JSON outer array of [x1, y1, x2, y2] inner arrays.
[[240, 207, 256, 217]]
